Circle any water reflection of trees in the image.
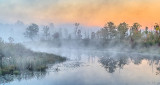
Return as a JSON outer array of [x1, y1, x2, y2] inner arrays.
[[100, 57, 118, 73], [99, 54, 129, 73], [98, 53, 160, 74], [0, 71, 47, 84]]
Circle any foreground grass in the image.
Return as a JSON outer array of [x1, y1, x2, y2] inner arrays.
[[0, 54, 66, 75], [0, 40, 66, 76]]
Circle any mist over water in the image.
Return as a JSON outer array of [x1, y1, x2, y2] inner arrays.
[[1, 21, 160, 85], [2, 0, 160, 84], [2, 48, 160, 85]]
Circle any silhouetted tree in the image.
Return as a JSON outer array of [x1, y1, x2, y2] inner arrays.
[[117, 22, 129, 40], [15, 20, 24, 26], [154, 23, 159, 34], [49, 23, 54, 28], [131, 23, 141, 31], [77, 29, 82, 39], [145, 27, 149, 34], [42, 26, 50, 40], [106, 22, 117, 39], [91, 32, 96, 39], [74, 23, 80, 39], [154, 23, 160, 46], [130, 23, 142, 48], [53, 32, 60, 39], [24, 24, 39, 40], [99, 28, 109, 39]]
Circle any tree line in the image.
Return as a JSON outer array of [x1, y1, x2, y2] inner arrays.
[[23, 22, 160, 48]]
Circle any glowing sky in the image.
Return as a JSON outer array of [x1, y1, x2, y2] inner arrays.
[[0, 0, 160, 27]]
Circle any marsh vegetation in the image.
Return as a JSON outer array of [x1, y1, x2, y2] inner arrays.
[[0, 38, 66, 76]]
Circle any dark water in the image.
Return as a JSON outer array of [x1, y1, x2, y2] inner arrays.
[[1, 49, 160, 85]]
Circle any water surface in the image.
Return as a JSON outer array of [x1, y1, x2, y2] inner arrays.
[[1, 49, 160, 85]]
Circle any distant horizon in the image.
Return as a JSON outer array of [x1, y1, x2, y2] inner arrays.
[[0, 20, 158, 30]]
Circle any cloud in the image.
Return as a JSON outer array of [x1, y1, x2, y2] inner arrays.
[[0, 0, 160, 27]]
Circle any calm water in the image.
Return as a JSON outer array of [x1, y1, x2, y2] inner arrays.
[[1, 49, 160, 85]]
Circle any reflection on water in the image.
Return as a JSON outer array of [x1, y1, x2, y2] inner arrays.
[[0, 71, 47, 84], [2, 50, 160, 85]]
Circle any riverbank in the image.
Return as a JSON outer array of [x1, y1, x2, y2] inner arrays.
[[0, 41, 66, 76]]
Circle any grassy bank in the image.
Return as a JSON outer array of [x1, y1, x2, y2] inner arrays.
[[0, 39, 66, 75]]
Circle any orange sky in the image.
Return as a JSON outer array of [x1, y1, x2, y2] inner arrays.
[[1, 0, 160, 28]]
